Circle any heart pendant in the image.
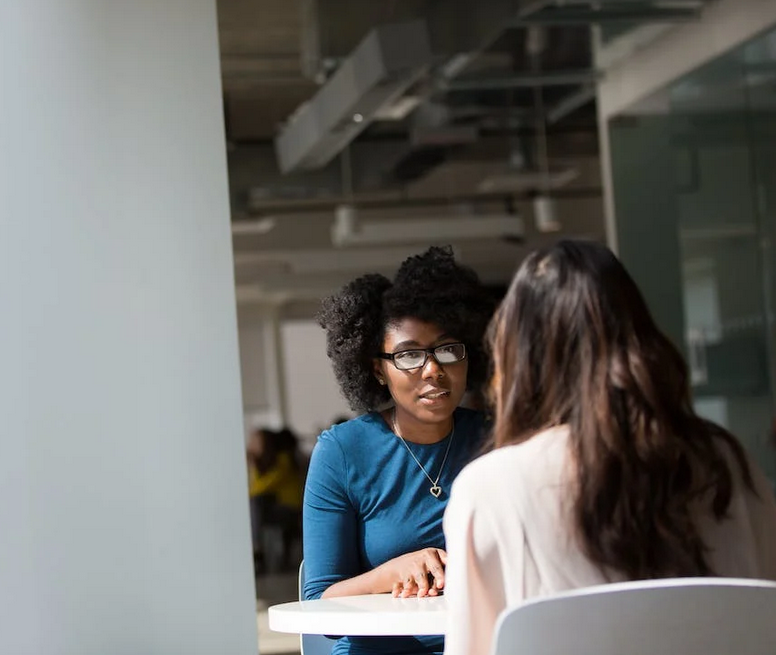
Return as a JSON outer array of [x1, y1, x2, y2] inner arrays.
[[430, 485, 442, 498]]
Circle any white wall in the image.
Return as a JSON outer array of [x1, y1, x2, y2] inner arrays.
[[281, 321, 352, 446], [236, 314, 351, 450], [0, 2, 257, 654], [238, 305, 286, 435]]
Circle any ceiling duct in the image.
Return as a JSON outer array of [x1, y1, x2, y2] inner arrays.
[[478, 167, 579, 193], [505, 0, 706, 26], [331, 206, 524, 247], [389, 102, 479, 184], [275, 20, 433, 174]]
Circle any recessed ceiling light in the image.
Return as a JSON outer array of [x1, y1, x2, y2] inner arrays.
[[231, 217, 277, 236]]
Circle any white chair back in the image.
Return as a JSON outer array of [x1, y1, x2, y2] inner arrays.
[[490, 577, 776, 655], [298, 561, 334, 655]]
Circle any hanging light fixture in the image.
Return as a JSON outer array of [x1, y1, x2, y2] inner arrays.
[[528, 26, 561, 233]]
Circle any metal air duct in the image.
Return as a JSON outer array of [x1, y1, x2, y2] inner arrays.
[[331, 208, 524, 247], [275, 20, 432, 174]]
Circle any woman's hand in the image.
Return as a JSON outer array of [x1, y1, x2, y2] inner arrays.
[[318, 548, 448, 599], [380, 548, 447, 598]]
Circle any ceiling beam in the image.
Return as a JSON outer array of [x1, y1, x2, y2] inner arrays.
[[547, 86, 597, 124], [445, 70, 600, 92], [242, 186, 603, 216], [508, 1, 705, 26]]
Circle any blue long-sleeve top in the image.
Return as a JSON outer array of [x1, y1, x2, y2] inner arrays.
[[303, 407, 486, 655]]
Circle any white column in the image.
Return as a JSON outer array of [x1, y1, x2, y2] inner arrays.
[[0, 2, 257, 654]]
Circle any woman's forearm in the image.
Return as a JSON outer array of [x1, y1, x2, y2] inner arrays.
[[320, 567, 393, 598], [320, 547, 447, 599]]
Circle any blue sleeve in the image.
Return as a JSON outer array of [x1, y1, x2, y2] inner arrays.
[[302, 431, 360, 600]]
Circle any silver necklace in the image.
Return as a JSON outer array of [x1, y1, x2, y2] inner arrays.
[[391, 408, 455, 499]]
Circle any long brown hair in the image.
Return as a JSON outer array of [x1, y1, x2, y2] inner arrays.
[[488, 240, 753, 580]]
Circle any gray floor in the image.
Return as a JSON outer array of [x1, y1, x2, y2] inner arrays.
[[256, 572, 302, 655]]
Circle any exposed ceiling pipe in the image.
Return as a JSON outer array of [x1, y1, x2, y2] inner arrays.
[[527, 26, 562, 233], [547, 86, 597, 124], [234, 245, 444, 273], [242, 186, 603, 216], [299, 0, 336, 84], [231, 217, 277, 235], [331, 211, 525, 247], [444, 70, 600, 92], [505, 1, 706, 26]]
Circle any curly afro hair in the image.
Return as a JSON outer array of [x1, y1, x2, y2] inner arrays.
[[317, 246, 495, 413]]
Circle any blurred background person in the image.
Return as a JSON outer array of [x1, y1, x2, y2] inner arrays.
[[247, 427, 304, 574]]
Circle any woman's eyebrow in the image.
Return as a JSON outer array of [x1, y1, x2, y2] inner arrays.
[[392, 339, 422, 350], [392, 335, 455, 350]]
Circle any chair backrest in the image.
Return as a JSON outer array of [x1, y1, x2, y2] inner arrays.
[[298, 560, 334, 655], [490, 577, 776, 655]]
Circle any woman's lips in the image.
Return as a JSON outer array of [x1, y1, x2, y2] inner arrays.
[[418, 390, 450, 405]]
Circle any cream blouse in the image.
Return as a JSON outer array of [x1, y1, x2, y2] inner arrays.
[[443, 425, 776, 655]]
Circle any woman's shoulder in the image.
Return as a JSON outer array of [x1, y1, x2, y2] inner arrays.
[[311, 414, 391, 475], [317, 412, 388, 447], [454, 425, 570, 491]]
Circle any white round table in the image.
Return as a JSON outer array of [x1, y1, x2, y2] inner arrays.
[[268, 593, 448, 636]]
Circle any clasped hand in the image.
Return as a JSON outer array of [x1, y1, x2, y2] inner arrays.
[[383, 547, 447, 598]]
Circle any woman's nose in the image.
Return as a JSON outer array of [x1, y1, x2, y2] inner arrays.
[[421, 356, 445, 379]]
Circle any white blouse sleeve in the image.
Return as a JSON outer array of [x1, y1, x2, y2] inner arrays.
[[443, 466, 523, 655]]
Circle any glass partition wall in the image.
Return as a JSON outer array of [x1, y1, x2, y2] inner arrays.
[[608, 26, 776, 487]]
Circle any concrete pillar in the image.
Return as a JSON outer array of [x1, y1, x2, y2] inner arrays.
[[0, 2, 257, 653]]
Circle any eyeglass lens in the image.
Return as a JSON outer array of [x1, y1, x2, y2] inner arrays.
[[393, 343, 465, 370]]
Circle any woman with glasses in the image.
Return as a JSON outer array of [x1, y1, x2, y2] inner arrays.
[[442, 240, 776, 655], [303, 246, 494, 655]]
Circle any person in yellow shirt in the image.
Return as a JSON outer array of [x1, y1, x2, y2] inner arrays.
[[247, 428, 304, 573]]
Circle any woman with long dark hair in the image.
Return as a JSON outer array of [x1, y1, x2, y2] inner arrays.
[[443, 240, 776, 655]]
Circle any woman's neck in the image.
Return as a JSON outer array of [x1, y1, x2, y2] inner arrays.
[[389, 407, 454, 445]]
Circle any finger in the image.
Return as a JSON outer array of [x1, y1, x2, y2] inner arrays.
[[401, 581, 418, 598], [430, 569, 445, 591], [392, 581, 403, 598], [427, 559, 446, 590], [399, 575, 414, 598], [414, 565, 431, 597], [436, 549, 448, 566], [423, 572, 442, 597], [429, 562, 445, 589]]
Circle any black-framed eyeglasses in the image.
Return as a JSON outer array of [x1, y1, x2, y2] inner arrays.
[[377, 343, 467, 371]]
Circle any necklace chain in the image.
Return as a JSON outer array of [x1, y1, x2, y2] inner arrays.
[[391, 408, 455, 498]]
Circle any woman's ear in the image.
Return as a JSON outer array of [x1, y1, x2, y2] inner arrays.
[[373, 360, 386, 386]]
